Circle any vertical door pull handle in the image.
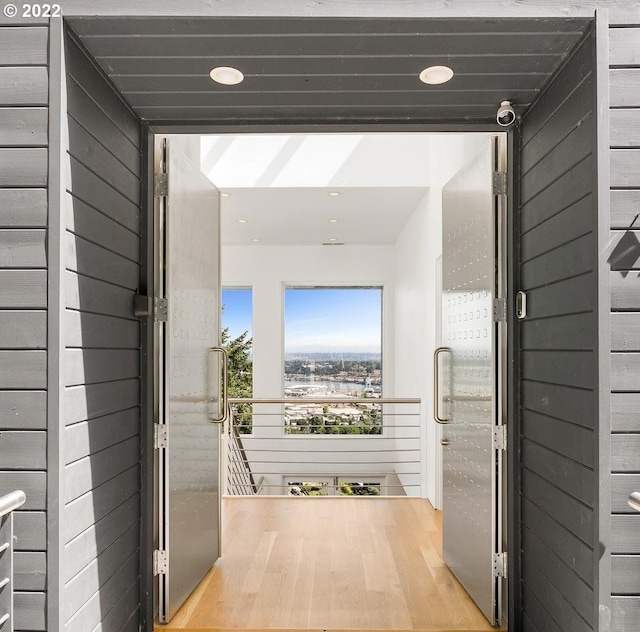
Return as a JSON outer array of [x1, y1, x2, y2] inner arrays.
[[434, 347, 451, 424], [208, 347, 229, 423]]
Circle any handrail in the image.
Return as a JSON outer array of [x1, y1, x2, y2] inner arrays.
[[0, 490, 25, 518], [628, 492, 640, 513], [229, 397, 421, 405]]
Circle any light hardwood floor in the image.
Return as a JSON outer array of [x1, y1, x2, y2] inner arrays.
[[157, 497, 496, 632]]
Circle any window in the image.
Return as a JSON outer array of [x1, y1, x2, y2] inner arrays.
[[222, 288, 253, 433], [283, 287, 382, 435]]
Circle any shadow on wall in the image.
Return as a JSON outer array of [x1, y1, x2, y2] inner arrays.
[[61, 31, 143, 632]]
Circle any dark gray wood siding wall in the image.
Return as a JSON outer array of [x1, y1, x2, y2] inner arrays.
[[518, 29, 598, 632], [0, 21, 49, 632], [609, 16, 640, 632], [61, 33, 142, 632]]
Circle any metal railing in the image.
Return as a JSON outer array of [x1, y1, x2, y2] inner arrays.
[[224, 398, 421, 497], [0, 490, 26, 631]]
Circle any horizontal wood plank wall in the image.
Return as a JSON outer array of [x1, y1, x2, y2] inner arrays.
[[0, 22, 49, 632], [518, 29, 597, 632], [61, 32, 142, 632], [609, 14, 640, 632]]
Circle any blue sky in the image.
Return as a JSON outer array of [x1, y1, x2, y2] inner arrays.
[[222, 287, 382, 353], [222, 288, 253, 340]]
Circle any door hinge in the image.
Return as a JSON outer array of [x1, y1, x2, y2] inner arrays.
[[154, 173, 168, 197], [492, 297, 507, 322], [154, 424, 168, 449], [154, 297, 168, 322], [153, 549, 168, 575], [493, 171, 507, 196], [153, 424, 169, 450], [493, 552, 507, 578], [493, 425, 507, 451]]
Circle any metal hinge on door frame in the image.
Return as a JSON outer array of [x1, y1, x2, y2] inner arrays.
[[154, 173, 168, 197], [154, 423, 168, 449], [153, 549, 168, 575], [493, 425, 507, 451], [492, 297, 507, 322], [154, 297, 168, 322], [493, 551, 507, 578], [492, 171, 507, 196]]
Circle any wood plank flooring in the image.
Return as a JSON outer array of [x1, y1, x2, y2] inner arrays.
[[157, 497, 497, 631]]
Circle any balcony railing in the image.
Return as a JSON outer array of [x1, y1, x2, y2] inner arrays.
[[0, 490, 26, 631], [224, 398, 422, 497]]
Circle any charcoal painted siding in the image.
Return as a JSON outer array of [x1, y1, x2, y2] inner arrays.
[[609, 16, 640, 632], [0, 21, 49, 632], [518, 29, 598, 632], [60, 32, 142, 632]]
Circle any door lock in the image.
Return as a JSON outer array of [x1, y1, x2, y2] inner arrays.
[[441, 438, 450, 446]]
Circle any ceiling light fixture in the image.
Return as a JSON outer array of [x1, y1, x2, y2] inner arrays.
[[328, 237, 338, 242], [238, 219, 248, 224], [329, 218, 339, 223], [419, 65, 454, 85], [328, 191, 341, 197], [251, 238, 261, 242], [221, 191, 231, 197], [209, 66, 244, 85]]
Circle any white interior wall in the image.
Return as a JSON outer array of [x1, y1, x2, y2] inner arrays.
[[222, 244, 395, 398], [392, 133, 494, 507], [221, 245, 426, 495]]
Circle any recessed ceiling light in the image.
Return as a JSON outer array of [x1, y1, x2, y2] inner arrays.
[[328, 191, 341, 197], [419, 65, 454, 85], [251, 238, 261, 242], [328, 237, 338, 242], [329, 218, 339, 223], [210, 66, 244, 85], [238, 219, 248, 224], [221, 192, 231, 197]]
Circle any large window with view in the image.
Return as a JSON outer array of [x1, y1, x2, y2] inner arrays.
[[283, 287, 382, 435]]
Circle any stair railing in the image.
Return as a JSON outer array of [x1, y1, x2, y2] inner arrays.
[[0, 490, 26, 631]]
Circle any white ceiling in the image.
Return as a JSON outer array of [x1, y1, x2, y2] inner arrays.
[[201, 133, 435, 246], [219, 186, 428, 245]]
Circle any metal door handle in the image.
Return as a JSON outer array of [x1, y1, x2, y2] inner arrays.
[[629, 492, 640, 512], [441, 438, 450, 446], [208, 347, 229, 423], [433, 346, 451, 424], [516, 291, 527, 319]]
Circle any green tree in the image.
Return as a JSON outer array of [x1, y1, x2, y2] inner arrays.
[[222, 327, 253, 433]]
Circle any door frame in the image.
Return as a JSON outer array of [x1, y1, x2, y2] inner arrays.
[[139, 123, 521, 631]]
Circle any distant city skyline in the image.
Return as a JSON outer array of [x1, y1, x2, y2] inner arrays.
[[222, 287, 382, 353]]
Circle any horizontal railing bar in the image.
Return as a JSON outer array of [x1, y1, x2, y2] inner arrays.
[[233, 462, 421, 466], [231, 423, 420, 427], [0, 489, 25, 517], [225, 446, 420, 452], [229, 397, 421, 404]]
